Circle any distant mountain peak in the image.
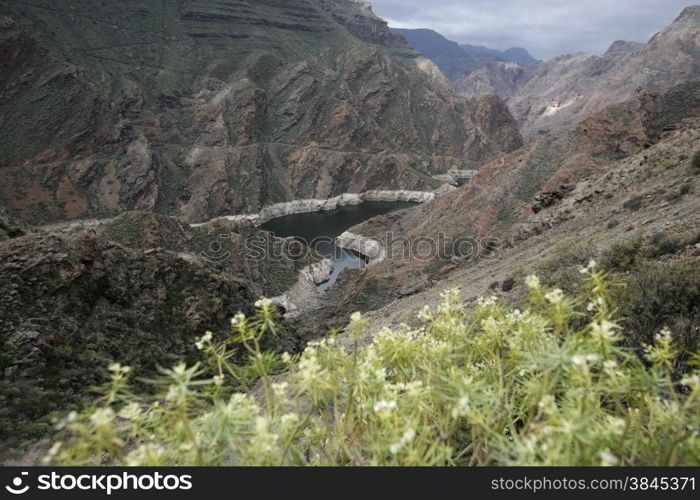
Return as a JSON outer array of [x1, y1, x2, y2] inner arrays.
[[677, 4, 700, 20], [501, 47, 540, 65], [391, 27, 538, 81], [392, 29, 538, 65], [391, 28, 469, 57], [458, 43, 539, 64]]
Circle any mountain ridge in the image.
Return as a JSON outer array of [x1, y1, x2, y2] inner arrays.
[[499, 5, 700, 139], [391, 27, 539, 81], [403, 6, 700, 140], [460, 44, 539, 65]]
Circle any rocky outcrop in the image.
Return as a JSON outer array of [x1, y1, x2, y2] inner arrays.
[[305, 259, 335, 286], [0, 207, 30, 240], [0, 0, 521, 224], [271, 259, 335, 317], [532, 186, 574, 214], [336, 231, 386, 263], [319, 0, 406, 46]]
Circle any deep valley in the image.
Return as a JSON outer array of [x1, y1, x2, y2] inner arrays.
[[0, 0, 699, 467]]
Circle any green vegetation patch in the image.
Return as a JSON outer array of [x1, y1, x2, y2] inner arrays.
[[691, 150, 700, 173], [536, 234, 700, 377], [49, 271, 700, 466]]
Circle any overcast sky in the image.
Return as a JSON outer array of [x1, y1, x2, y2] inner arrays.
[[368, 0, 692, 60]]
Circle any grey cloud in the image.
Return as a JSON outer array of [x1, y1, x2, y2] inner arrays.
[[368, 0, 693, 59]]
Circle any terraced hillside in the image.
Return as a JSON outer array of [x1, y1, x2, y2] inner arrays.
[[0, 0, 522, 224]]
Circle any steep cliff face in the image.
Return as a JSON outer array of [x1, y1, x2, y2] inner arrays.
[[454, 61, 530, 100], [318, 0, 406, 46], [456, 6, 700, 140], [0, 0, 521, 224]]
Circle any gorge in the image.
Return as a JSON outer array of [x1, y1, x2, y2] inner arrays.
[[0, 0, 699, 466]]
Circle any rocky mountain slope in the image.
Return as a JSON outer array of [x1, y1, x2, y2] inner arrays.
[[0, 0, 525, 455], [365, 120, 700, 331], [454, 61, 530, 102], [0, 209, 313, 446], [457, 6, 700, 139], [0, 0, 521, 224], [397, 7, 699, 141], [294, 81, 700, 335]]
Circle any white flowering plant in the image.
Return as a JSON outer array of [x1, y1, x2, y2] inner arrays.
[[49, 269, 699, 466]]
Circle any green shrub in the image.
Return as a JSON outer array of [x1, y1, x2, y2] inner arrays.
[[535, 242, 598, 295], [692, 150, 700, 172], [614, 259, 700, 370], [600, 234, 685, 271], [645, 232, 686, 258], [50, 271, 700, 466], [660, 159, 678, 168], [600, 238, 645, 271], [535, 239, 699, 378], [623, 196, 642, 212]]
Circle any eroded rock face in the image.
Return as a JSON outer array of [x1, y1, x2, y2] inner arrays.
[[0, 207, 30, 240], [455, 61, 531, 100], [318, 0, 406, 46], [0, 0, 522, 224], [336, 231, 386, 263]]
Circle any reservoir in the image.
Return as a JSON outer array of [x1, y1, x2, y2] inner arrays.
[[261, 201, 417, 293]]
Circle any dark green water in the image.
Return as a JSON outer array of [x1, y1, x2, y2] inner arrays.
[[261, 201, 417, 292]]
